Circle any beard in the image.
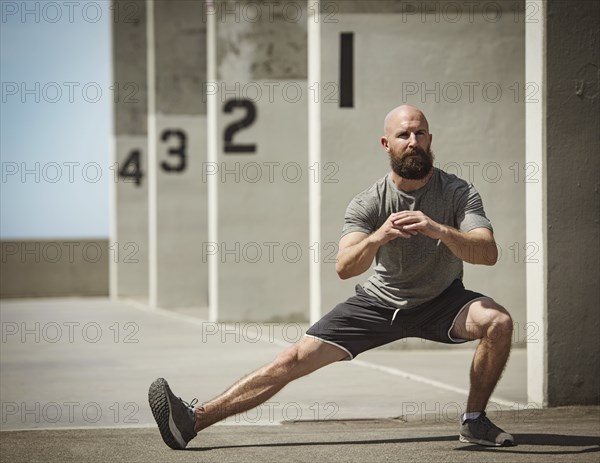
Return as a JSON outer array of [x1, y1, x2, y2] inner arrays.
[[389, 145, 434, 180]]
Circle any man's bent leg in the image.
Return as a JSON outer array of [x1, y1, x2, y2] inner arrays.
[[195, 336, 348, 431], [450, 298, 513, 413], [450, 298, 514, 446]]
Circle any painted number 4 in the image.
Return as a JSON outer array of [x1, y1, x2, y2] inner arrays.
[[118, 150, 143, 186]]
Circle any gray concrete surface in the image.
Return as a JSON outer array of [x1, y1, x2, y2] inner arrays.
[[154, 113, 209, 308], [1, 408, 599, 463], [112, 0, 149, 300], [544, 0, 600, 406], [152, 0, 209, 308], [215, 0, 310, 321], [1, 297, 598, 462]]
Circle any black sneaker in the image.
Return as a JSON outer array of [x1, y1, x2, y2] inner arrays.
[[459, 412, 515, 447], [148, 378, 198, 449]]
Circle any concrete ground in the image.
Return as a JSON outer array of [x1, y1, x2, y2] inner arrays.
[[1, 298, 599, 463]]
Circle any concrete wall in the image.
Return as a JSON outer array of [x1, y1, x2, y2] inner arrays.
[[1, 240, 109, 298], [152, 0, 209, 308], [215, 0, 309, 321], [318, 3, 527, 340], [112, 0, 149, 301], [108, 0, 528, 330], [113, 0, 532, 328], [545, 0, 599, 405]]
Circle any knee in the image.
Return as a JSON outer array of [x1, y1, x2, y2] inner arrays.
[[270, 345, 301, 378], [485, 308, 513, 344]]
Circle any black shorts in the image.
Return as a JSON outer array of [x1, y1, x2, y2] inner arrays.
[[305, 279, 489, 360]]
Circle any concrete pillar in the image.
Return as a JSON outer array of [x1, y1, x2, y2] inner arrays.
[[525, 0, 546, 407], [311, 2, 527, 337], [111, 0, 148, 301], [147, 0, 209, 309], [213, 0, 309, 321], [307, 0, 321, 324], [544, 0, 599, 405]]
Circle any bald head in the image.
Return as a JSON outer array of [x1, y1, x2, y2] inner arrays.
[[383, 105, 430, 136], [380, 105, 434, 181]]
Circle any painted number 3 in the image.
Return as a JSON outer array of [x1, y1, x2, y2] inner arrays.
[[161, 129, 187, 172]]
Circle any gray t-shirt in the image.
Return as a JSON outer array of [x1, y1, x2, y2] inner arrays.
[[342, 168, 493, 310]]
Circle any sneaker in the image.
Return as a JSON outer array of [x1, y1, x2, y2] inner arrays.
[[148, 378, 198, 449], [459, 412, 515, 447]]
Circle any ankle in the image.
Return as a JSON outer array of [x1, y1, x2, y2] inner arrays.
[[193, 406, 206, 432], [462, 411, 482, 424]]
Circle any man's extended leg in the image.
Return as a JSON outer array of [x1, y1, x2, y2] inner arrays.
[[149, 336, 347, 449], [195, 336, 347, 430], [450, 297, 514, 446]]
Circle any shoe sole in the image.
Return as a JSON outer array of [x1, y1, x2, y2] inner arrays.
[[148, 378, 187, 450], [459, 434, 513, 447]]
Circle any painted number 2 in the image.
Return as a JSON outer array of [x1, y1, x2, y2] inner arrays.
[[223, 99, 257, 154]]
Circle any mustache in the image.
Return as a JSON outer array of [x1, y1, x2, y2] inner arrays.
[[405, 146, 428, 157]]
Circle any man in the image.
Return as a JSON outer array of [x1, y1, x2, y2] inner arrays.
[[148, 105, 515, 449]]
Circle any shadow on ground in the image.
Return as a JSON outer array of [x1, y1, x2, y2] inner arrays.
[[456, 433, 600, 456], [189, 433, 600, 456]]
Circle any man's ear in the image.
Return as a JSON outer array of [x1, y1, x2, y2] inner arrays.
[[380, 136, 390, 152]]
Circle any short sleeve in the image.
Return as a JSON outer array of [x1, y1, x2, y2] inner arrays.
[[455, 183, 493, 233], [341, 196, 377, 237]]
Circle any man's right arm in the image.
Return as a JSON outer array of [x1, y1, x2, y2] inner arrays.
[[335, 212, 415, 280]]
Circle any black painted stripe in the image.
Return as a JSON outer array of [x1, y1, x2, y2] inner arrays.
[[340, 32, 354, 108]]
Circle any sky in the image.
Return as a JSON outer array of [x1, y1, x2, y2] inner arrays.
[[1, 0, 112, 239]]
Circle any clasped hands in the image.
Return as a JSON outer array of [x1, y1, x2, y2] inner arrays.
[[373, 211, 443, 244]]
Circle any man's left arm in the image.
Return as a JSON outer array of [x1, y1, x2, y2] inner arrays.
[[391, 211, 498, 265]]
